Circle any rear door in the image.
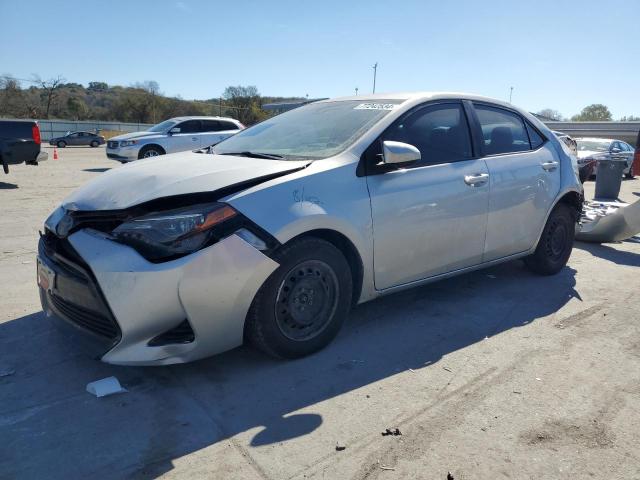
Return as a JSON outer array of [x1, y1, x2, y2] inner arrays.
[[366, 101, 490, 290], [169, 120, 203, 152], [201, 120, 241, 147], [200, 120, 225, 147], [471, 103, 561, 261]]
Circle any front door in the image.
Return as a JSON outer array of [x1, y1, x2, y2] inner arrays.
[[366, 102, 490, 290], [170, 120, 203, 153]]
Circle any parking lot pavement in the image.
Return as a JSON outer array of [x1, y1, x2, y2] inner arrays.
[[1, 147, 640, 479]]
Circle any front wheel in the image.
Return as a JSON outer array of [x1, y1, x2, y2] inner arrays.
[[524, 203, 575, 276], [246, 237, 352, 358], [90, 140, 99, 147], [138, 145, 164, 159]]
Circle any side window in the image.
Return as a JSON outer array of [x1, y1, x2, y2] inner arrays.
[[382, 103, 472, 166], [176, 120, 201, 134], [474, 104, 531, 155], [526, 123, 545, 149], [219, 121, 239, 130], [201, 120, 221, 132]]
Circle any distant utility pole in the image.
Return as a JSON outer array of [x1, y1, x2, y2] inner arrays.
[[355, 87, 359, 96], [509, 86, 514, 104], [372, 62, 378, 94]]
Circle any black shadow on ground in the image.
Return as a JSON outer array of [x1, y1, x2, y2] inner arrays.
[[83, 168, 111, 173], [574, 240, 640, 267], [0, 261, 579, 479], [0, 182, 18, 189]]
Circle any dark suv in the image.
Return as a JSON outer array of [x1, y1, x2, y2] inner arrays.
[[0, 120, 47, 174]]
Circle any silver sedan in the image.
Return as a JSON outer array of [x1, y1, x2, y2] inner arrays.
[[38, 93, 582, 365]]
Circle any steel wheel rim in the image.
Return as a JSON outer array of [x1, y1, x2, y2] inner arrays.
[[274, 260, 339, 341], [548, 221, 568, 259]]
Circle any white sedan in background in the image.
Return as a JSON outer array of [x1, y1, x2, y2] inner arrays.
[[106, 116, 244, 162]]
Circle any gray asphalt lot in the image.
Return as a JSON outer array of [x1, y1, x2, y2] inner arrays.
[[1, 145, 639, 479]]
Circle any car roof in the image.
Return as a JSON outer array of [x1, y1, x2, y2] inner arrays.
[[169, 116, 240, 123], [317, 91, 518, 110]]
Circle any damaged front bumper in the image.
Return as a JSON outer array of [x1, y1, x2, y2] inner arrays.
[[39, 229, 278, 365], [576, 199, 640, 243]]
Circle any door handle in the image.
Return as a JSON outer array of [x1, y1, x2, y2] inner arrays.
[[464, 173, 489, 186], [192, 137, 198, 141], [541, 161, 559, 171]]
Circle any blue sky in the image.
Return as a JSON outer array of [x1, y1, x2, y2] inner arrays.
[[1, 0, 638, 118]]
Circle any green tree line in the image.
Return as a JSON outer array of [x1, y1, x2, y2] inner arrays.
[[536, 105, 640, 122], [0, 75, 306, 126]]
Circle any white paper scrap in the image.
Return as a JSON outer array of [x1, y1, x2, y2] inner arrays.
[[86, 376, 127, 398]]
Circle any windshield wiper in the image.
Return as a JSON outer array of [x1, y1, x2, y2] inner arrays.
[[218, 151, 284, 160]]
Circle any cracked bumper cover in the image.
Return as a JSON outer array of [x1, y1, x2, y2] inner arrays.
[[41, 229, 278, 365]]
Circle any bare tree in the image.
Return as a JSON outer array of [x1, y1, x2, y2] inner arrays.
[[535, 108, 563, 121], [32, 75, 65, 118], [0, 75, 26, 117]]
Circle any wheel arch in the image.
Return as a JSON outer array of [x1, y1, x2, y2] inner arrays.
[[138, 143, 166, 158], [556, 189, 583, 221], [531, 188, 583, 252], [282, 228, 364, 307]]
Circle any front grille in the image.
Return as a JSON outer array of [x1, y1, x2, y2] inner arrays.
[[39, 234, 121, 344], [108, 141, 119, 149], [50, 294, 119, 339]]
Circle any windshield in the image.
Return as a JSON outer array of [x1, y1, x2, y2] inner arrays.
[[576, 139, 611, 152], [213, 100, 403, 160], [148, 119, 179, 133]]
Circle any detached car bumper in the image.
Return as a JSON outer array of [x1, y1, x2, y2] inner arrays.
[[38, 229, 278, 365]]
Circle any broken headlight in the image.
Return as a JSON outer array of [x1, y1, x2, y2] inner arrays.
[[112, 203, 238, 261]]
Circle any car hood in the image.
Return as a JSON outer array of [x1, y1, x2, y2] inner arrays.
[[110, 130, 164, 141], [62, 151, 309, 211]]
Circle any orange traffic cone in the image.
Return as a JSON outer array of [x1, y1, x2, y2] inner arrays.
[[53, 147, 58, 160]]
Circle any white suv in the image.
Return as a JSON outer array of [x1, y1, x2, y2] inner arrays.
[[106, 116, 244, 162]]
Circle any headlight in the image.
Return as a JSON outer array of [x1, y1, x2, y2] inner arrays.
[[112, 203, 238, 261], [120, 140, 137, 147]]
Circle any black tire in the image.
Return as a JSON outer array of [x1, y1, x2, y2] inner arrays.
[[138, 145, 164, 159], [57, 141, 66, 148], [90, 140, 99, 148], [246, 237, 353, 359], [625, 171, 634, 179], [524, 203, 575, 276]]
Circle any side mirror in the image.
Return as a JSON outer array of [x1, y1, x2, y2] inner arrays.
[[611, 147, 621, 154], [382, 141, 421, 165], [169, 127, 181, 134]]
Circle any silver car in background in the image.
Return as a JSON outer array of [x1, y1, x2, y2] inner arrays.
[[106, 116, 244, 162], [39, 93, 582, 365], [575, 137, 636, 178]]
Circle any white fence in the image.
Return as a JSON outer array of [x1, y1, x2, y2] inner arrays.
[[35, 119, 153, 140]]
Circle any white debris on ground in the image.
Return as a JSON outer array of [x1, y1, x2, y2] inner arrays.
[[86, 377, 128, 398]]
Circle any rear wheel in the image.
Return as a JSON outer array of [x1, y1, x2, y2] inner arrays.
[[138, 145, 164, 159], [57, 141, 66, 148], [625, 171, 634, 179], [524, 203, 575, 275], [246, 237, 352, 358]]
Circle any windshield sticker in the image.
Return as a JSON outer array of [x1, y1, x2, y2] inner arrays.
[[354, 103, 397, 111]]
